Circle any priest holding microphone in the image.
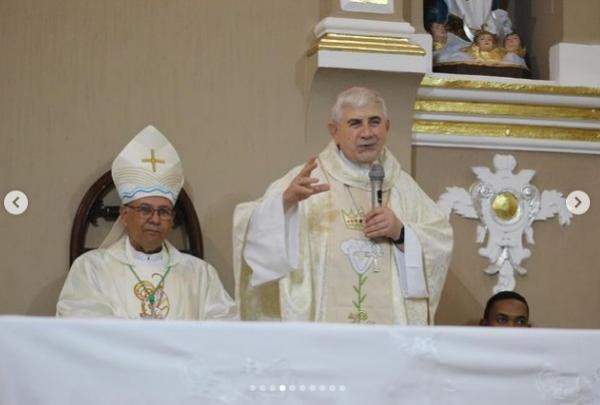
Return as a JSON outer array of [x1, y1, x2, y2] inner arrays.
[[234, 87, 452, 325]]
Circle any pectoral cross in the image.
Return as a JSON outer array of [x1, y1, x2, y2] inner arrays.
[[142, 149, 165, 172]]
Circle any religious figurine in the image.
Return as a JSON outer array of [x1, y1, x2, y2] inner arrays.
[[427, 21, 471, 65], [443, 0, 512, 41], [430, 22, 448, 51], [460, 30, 506, 64], [502, 32, 529, 68], [425, 0, 530, 77], [504, 32, 526, 57]]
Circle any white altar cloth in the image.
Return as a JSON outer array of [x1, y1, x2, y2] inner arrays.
[[0, 316, 598, 404]]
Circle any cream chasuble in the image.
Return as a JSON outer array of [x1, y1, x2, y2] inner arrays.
[[57, 236, 238, 320], [324, 178, 394, 324], [233, 141, 453, 325]]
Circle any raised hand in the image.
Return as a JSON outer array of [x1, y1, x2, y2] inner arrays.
[[364, 207, 403, 242], [282, 157, 330, 212]]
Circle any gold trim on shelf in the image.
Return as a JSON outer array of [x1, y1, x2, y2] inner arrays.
[[415, 100, 600, 121], [421, 76, 600, 97], [412, 120, 600, 142], [307, 33, 426, 57]]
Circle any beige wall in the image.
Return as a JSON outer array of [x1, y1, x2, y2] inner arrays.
[[405, 0, 424, 32], [514, 0, 600, 79], [413, 147, 600, 328], [562, 0, 600, 44], [0, 0, 323, 314], [508, 0, 563, 80]]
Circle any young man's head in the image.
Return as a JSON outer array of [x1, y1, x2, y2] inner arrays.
[[480, 291, 531, 327]]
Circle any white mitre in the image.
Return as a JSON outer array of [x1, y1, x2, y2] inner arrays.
[[112, 125, 184, 205], [100, 125, 184, 248]]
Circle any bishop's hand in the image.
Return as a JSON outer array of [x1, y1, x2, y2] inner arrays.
[[282, 157, 330, 212], [364, 207, 403, 242]]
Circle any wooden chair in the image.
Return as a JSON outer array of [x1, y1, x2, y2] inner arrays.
[[69, 170, 203, 265]]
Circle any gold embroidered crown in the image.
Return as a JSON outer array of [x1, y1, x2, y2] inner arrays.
[[342, 208, 366, 231]]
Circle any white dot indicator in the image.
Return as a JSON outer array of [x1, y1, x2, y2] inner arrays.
[[339, 385, 346, 392], [279, 385, 286, 392]]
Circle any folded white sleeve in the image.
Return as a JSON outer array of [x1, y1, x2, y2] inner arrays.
[[243, 191, 300, 287], [393, 225, 428, 298]]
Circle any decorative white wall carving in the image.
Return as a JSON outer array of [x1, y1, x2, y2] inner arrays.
[[437, 154, 572, 293]]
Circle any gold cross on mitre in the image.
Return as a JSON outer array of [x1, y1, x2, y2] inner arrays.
[[141, 149, 165, 172]]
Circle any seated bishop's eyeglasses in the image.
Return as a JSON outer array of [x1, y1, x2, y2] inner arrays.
[[124, 203, 174, 220]]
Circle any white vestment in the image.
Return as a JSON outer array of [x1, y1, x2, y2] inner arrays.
[[446, 0, 492, 29], [233, 142, 453, 325], [57, 236, 237, 320], [445, 1, 512, 39], [433, 32, 473, 65]]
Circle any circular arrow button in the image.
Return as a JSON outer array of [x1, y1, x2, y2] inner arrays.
[[566, 190, 590, 215], [3, 190, 29, 215]]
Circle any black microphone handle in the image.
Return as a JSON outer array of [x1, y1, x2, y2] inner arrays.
[[371, 180, 383, 209]]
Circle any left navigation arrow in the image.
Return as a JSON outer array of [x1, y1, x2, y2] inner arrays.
[[4, 190, 28, 215]]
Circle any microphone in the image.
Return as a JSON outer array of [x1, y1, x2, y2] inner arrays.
[[369, 163, 384, 210]]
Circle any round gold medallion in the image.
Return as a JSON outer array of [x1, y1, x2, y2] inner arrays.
[[492, 192, 519, 221]]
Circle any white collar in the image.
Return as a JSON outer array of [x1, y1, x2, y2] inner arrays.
[[318, 141, 400, 191], [125, 236, 164, 265], [335, 147, 371, 177]]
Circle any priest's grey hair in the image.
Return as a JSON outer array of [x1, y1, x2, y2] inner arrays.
[[330, 87, 388, 124]]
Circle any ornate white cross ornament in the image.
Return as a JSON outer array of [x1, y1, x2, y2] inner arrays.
[[437, 154, 572, 293]]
